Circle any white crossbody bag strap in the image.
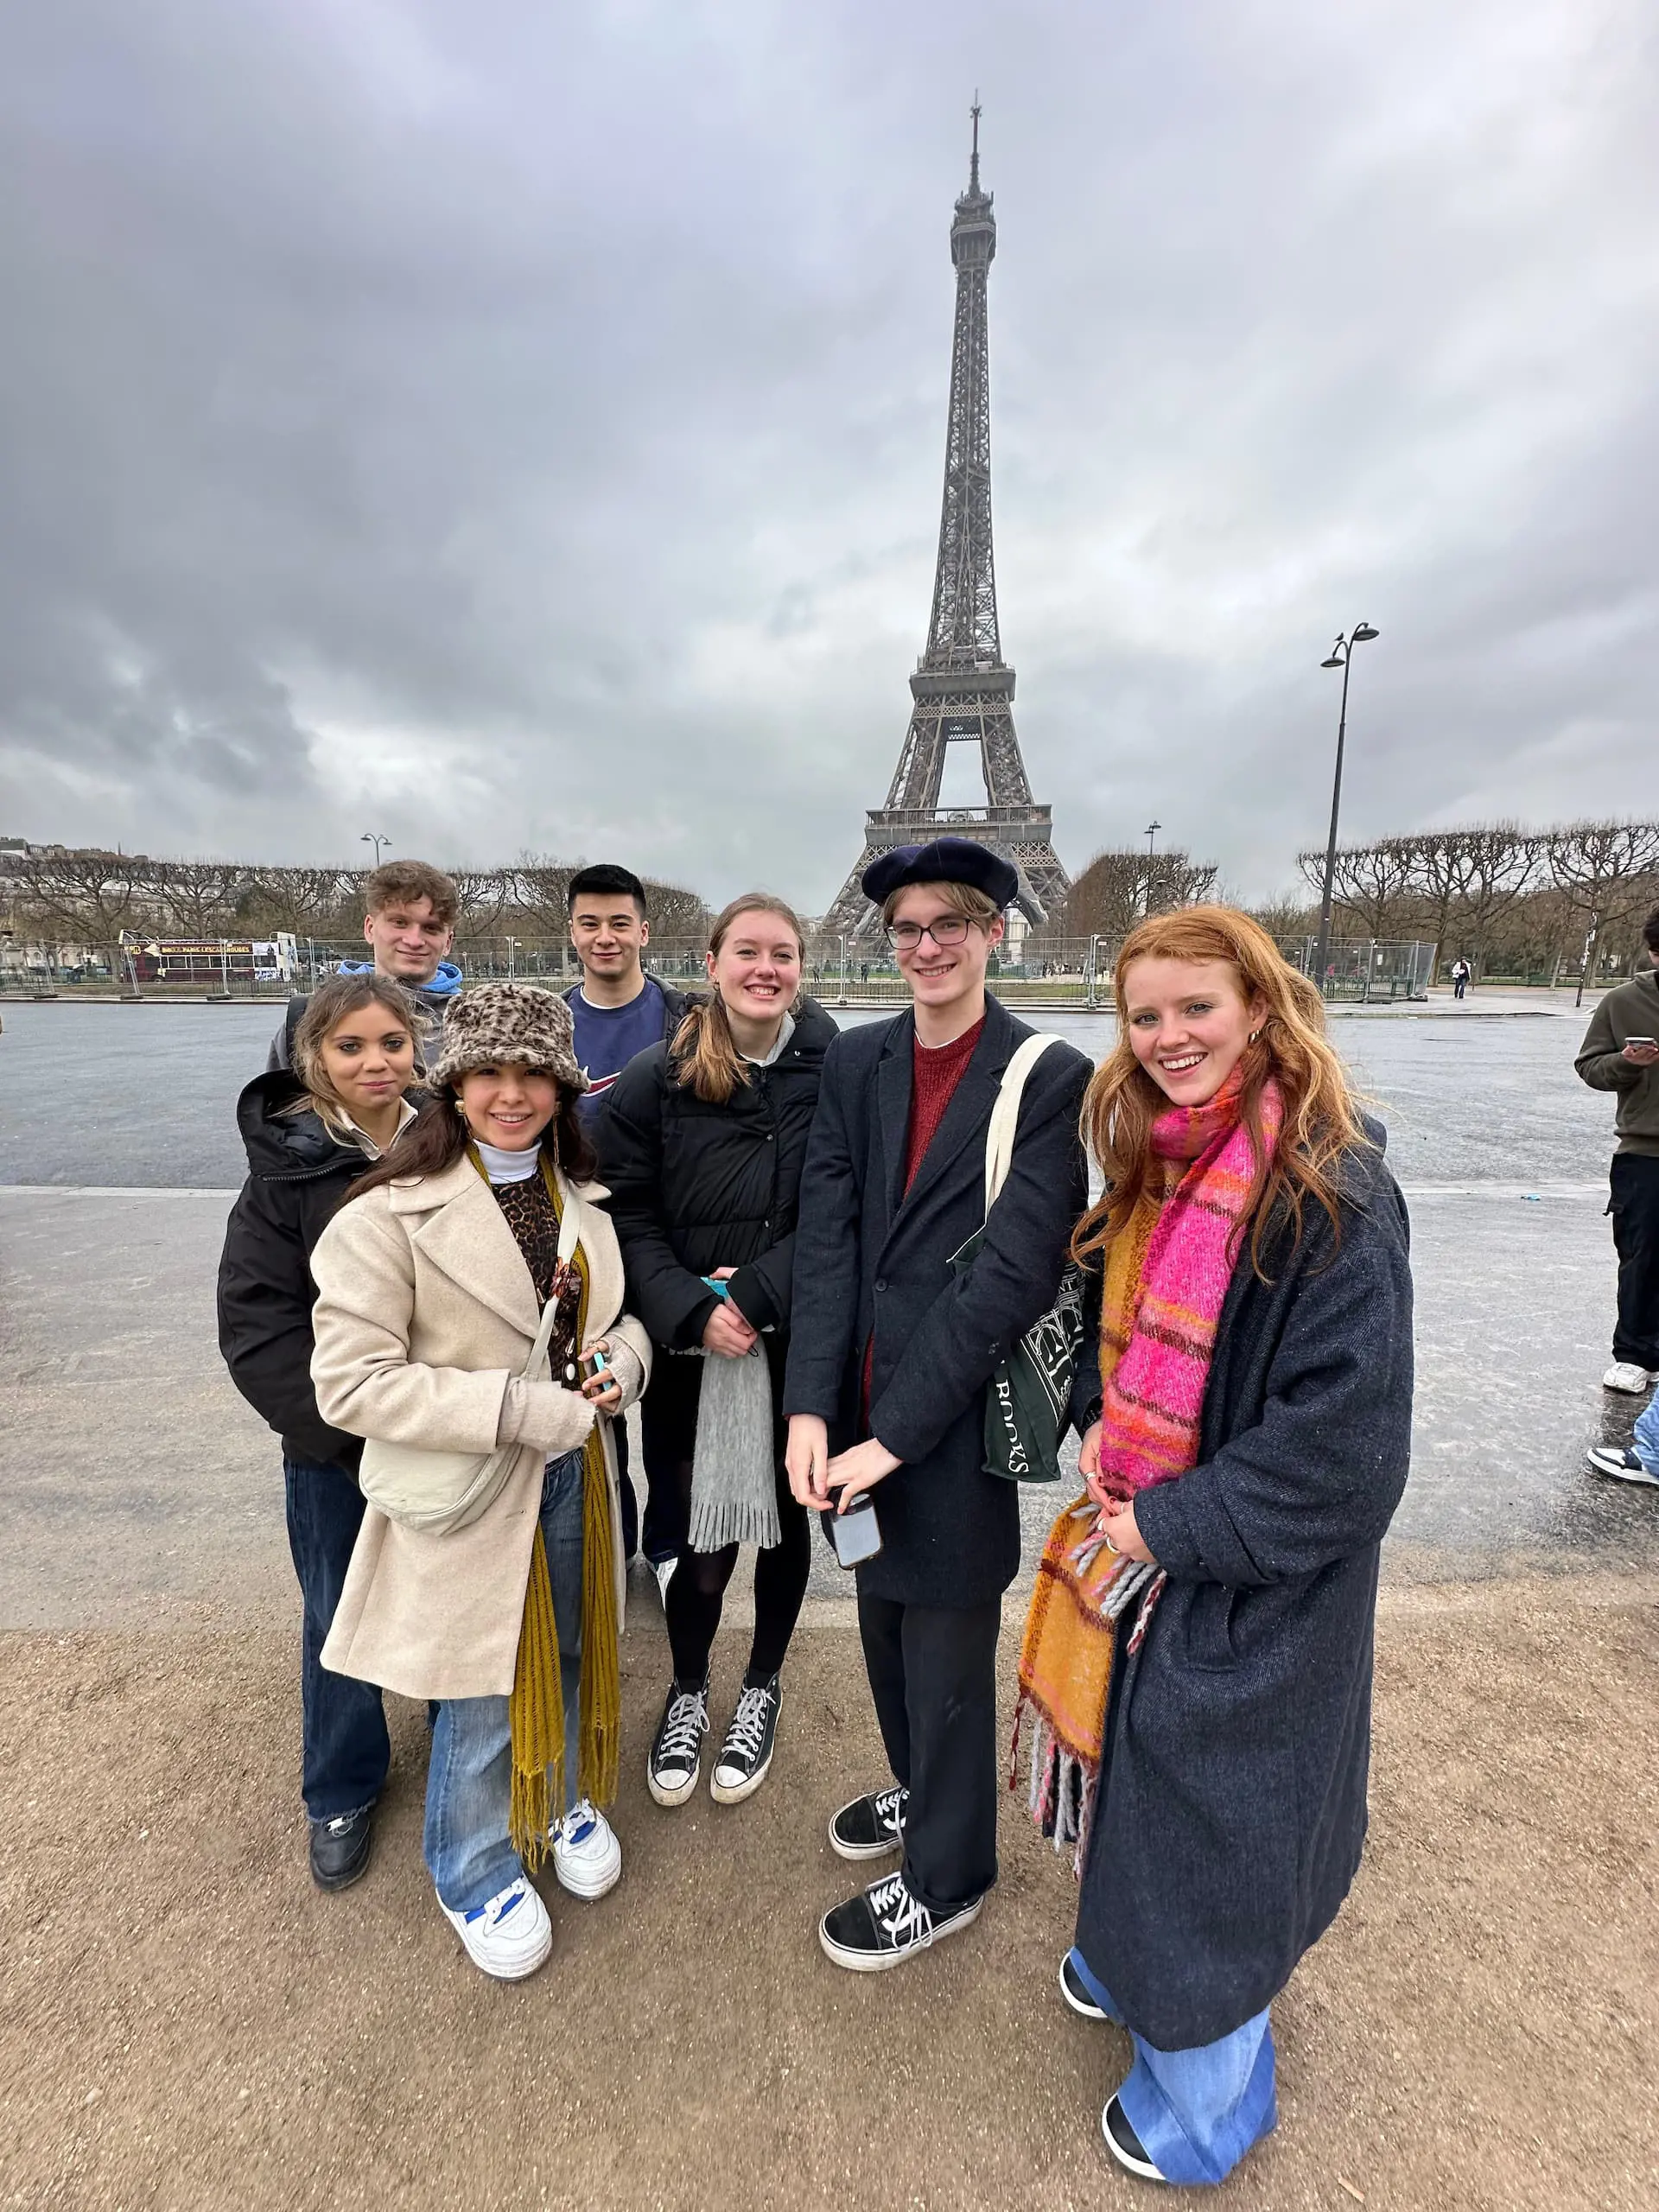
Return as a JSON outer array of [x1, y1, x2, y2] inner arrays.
[[982, 1032, 1062, 1217]]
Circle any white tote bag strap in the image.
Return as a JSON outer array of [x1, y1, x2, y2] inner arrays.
[[519, 1167, 580, 1381], [983, 1032, 1062, 1217]]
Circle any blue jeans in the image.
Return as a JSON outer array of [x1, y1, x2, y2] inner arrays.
[[284, 1458, 391, 1823], [1633, 1393, 1659, 1471], [423, 1450, 586, 1912], [1068, 1948, 1277, 2185]]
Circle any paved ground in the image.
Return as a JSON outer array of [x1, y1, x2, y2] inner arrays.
[[3, 1577, 1655, 2210]]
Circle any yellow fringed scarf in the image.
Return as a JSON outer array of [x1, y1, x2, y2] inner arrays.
[[467, 1149, 621, 1868]]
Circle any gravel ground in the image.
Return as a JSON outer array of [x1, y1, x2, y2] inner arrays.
[[3, 1575, 1655, 2211]]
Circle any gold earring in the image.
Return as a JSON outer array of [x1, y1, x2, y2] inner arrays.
[[1249, 1029, 1261, 1044]]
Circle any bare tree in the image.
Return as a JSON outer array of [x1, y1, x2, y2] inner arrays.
[[9, 847, 145, 970], [1545, 821, 1659, 1001], [244, 868, 356, 938], [151, 860, 243, 939], [1058, 847, 1216, 941], [644, 877, 713, 938], [1296, 838, 1418, 942], [445, 868, 513, 936], [1398, 824, 1541, 981]]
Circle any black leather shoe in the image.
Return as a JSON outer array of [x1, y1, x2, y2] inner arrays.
[[308, 1806, 374, 1891]]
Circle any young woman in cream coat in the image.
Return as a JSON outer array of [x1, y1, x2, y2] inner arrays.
[[308, 983, 651, 1981]]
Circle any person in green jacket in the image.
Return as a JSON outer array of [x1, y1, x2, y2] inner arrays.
[[1575, 903, 1659, 1412]]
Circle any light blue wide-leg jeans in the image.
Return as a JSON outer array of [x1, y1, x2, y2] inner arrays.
[[423, 1449, 586, 1914], [1068, 1947, 1278, 2186]]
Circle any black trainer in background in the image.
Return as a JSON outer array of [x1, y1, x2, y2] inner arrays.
[[828, 1786, 908, 1860], [647, 1677, 709, 1808], [709, 1674, 781, 1805]]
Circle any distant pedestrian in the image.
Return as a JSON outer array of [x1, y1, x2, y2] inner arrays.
[[563, 861, 689, 1580], [597, 897, 836, 1809], [785, 837, 1090, 1973], [308, 985, 650, 1982], [218, 973, 423, 1891], [267, 860, 463, 1071], [1575, 905, 1659, 1398], [1014, 904, 1412, 2186], [1451, 957, 1471, 1000]]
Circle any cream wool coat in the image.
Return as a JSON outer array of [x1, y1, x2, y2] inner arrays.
[[309, 1154, 651, 1700]]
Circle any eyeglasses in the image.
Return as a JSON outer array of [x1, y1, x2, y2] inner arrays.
[[885, 916, 973, 951]]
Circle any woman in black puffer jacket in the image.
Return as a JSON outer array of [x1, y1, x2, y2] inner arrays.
[[217, 973, 423, 1892], [597, 894, 835, 1812]]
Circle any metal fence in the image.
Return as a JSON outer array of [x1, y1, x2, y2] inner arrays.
[[3, 931, 1435, 1005]]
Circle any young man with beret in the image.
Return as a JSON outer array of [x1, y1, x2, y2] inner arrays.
[[785, 837, 1091, 1969]]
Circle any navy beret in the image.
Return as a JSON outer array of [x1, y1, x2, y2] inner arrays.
[[861, 836, 1020, 912]]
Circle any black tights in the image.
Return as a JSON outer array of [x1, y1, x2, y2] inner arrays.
[[664, 1445, 812, 1687]]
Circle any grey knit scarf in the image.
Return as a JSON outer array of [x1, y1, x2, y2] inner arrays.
[[687, 1345, 779, 1552]]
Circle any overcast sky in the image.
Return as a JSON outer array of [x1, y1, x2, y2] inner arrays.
[[1, 0, 1654, 907]]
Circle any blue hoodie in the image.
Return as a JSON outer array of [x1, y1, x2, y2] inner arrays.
[[336, 957, 463, 997]]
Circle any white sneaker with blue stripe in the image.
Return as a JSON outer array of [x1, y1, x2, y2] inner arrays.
[[437, 1877, 551, 1980], [551, 1799, 622, 1899]]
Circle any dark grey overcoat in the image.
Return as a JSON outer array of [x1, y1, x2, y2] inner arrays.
[[1073, 1134, 1413, 2050], [783, 995, 1091, 1608]]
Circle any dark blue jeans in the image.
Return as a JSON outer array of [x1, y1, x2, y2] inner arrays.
[[284, 1457, 391, 1823]]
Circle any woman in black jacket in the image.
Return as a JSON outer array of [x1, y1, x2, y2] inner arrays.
[[217, 973, 423, 1891], [597, 894, 835, 1809]]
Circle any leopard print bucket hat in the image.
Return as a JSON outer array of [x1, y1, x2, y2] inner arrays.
[[430, 982, 588, 1096]]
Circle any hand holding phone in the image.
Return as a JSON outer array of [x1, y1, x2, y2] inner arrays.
[[828, 1490, 882, 1567], [1623, 1038, 1659, 1065]]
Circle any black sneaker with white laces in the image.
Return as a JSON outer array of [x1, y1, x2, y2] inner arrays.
[[648, 1676, 709, 1807], [827, 1784, 909, 1859], [710, 1673, 781, 1804], [1102, 2094, 1167, 2183], [818, 1869, 983, 1972]]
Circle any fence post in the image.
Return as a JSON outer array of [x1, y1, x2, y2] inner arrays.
[[1085, 936, 1097, 1010], [838, 934, 848, 1005]]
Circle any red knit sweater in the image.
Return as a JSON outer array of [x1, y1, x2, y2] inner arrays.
[[903, 1016, 986, 1193], [862, 1014, 986, 1427]]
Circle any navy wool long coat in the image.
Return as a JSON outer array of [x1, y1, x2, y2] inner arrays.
[[783, 994, 1091, 1609], [1073, 1132, 1414, 2050]]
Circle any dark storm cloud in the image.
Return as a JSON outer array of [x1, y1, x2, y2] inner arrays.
[[0, 0, 1654, 903]]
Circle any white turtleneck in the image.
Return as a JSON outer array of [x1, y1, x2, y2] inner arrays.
[[474, 1137, 541, 1185]]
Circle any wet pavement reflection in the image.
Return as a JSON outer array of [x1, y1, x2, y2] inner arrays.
[[2, 996, 1654, 1590]]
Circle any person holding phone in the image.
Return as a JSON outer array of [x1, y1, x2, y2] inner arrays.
[[219, 972, 423, 1891], [784, 839, 1090, 1972], [1577, 904, 1659, 1404], [308, 984, 650, 1981], [597, 896, 836, 1807]]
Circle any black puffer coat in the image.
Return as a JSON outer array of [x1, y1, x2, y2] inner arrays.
[[595, 998, 838, 1350], [217, 1071, 397, 1472]]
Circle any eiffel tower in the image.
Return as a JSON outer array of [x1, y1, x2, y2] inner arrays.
[[823, 106, 1070, 938]]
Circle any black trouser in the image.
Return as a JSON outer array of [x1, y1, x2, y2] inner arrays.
[[638, 1363, 695, 1567], [652, 1352, 812, 1687], [1609, 1153, 1659, 1368], [856, 1590, 1002, 1914]]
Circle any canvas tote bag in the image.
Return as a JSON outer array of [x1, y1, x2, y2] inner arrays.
[[950, 1032, 1087, 1484]]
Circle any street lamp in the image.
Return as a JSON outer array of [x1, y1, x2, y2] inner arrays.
[[1313, 625, 1380, 992], [361, 832, 391, 867], [1143, 820, 1162, 916]]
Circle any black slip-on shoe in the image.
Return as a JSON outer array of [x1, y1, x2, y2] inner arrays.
[[818, 1870, 982, 1972], [827, 1784, 909, 1860], [1102, 2094, 1166, 2183], [308, 1805, 374, 1891], [1586, 1443, 1659, 1486], [1060, 1951, 1107, 2020]]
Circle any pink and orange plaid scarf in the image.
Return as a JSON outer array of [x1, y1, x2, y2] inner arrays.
[[1011, 1068, 1282, 1865]]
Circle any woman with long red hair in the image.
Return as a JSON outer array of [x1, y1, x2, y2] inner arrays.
[[1014, 905, 1414, 2187]]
